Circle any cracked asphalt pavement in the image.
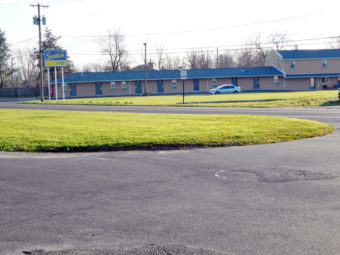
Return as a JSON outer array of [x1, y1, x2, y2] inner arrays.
[[0, 104, 340, 255]]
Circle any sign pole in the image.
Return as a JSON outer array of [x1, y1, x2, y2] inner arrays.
[[180, 69, 187, 104], [47, 68, 51, 100], [62, 67, 65, 100], [182, 80, 185, 104], [54, 67, 58, 100]]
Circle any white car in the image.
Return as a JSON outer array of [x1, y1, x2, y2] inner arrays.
[[209, 84, 241, 94]]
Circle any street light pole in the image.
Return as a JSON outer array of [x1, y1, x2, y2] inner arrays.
[[144, 42, 147, 96]]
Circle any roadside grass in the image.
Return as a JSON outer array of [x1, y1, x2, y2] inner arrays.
[[0, 109, 333, 152], [22, 91, 340, 107]]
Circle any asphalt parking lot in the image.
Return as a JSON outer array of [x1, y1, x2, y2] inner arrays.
[[0, 103, 339, 255]]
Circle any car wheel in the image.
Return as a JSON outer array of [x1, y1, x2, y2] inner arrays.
[[215, 91, 220, 94], [233, 91, 238, 94]]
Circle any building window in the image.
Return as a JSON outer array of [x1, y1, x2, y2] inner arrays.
[[110, 81, 116, 92], [322, 59, 328, 68], [290, 61, 296, 69], [121, 81, 127, 91], [212, 79, 217, 88], [274, 76, 279, 86], [321, 77, 329, 83], [172, 80, 177, 90]]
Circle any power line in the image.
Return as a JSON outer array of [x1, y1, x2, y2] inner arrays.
[[8, 37, 36, 46], [60, 12, 323, 39], [9, 34, 340, 59], [62, 35, 340, 56]]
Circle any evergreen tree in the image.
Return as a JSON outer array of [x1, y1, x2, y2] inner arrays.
[[42, 27, 62, 51], [0, 29, 10, 88], [35, 28, 75, 84]]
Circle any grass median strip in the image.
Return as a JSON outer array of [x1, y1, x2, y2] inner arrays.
[[0, 109, 333, 152], [22, 91, 340, 107]]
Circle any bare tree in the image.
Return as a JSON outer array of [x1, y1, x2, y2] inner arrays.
[[187, 48, 213, 69], [155, 44, 166, 70], [14, 49, 39, 87], [236, 44, 255, 68], [216, 51, 234, 68], [82, 61, 107, 72], [186, 50, 200, 69], [99, 28, 128, 72], [161, 55, 183, 70], [269, 32, 288, 50], [329, 36, 340, 49], [253, 33, 268, 65]]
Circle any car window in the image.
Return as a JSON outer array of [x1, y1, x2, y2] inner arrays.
[[220, 86, 228, 89]]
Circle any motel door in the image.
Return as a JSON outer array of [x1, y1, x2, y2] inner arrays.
[[338, 77, 340, 89], [310, 78, 316, 90], [193, 79, 200, 92], [253, 77, 260, 89], [157, 80, 164, 93], [232, 77, 238, 86], [50, 85, 55, 98], [135, 81, 142, 94], [95, 83, 102, 96], [70, 84, 77, 97]]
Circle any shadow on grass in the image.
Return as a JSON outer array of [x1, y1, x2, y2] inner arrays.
[[320, 100, 340, 106]]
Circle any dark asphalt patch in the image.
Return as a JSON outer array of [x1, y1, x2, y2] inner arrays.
[[234, 169, 336, 183], [22, 244, 227, 255]]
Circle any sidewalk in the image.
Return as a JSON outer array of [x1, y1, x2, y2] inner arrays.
[[0, 97, 38, 103]]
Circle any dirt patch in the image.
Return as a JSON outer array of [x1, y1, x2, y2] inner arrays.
[[234, 169, 336, 183], [23, 244, 227, 255]]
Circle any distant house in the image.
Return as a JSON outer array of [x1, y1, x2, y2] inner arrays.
[[267, 48, 340, 90], [50, 48, 340, 98]]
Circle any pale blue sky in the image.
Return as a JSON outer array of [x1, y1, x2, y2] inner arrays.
[[1, 0, 340, 68]]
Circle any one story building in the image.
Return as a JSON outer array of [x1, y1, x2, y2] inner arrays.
[[51, 66, 284, 98], [51, 48, 340, 98]]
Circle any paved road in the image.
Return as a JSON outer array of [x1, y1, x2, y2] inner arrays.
[[1, 102, 340, 121], [0, 103, 340, 255]]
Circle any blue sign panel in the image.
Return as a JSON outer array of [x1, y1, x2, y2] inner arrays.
[[44, 50, 67, 67]]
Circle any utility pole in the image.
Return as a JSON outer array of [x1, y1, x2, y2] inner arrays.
[[144, 42, 147, 96], [216, 48, 219, 68], [31, 3, 48, 102], [11, 58, 14, 97]]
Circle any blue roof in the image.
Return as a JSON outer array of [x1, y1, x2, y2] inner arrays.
[[277, 49, 340, 60], [286, 73, 340, 78], [60, 66, 283, 84]]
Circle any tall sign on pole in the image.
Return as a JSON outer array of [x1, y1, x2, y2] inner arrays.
[[43, 49, 68, 100], [31, 3, 48, 102]]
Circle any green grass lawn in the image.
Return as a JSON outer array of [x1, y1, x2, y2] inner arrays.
[[0, 109, 333, 152], [23, 91, 340, 107]]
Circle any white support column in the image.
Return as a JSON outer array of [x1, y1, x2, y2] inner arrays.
[[47, 68, 51, 100], [62, 66, 65, 100], [54, 67, 58, 100]]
